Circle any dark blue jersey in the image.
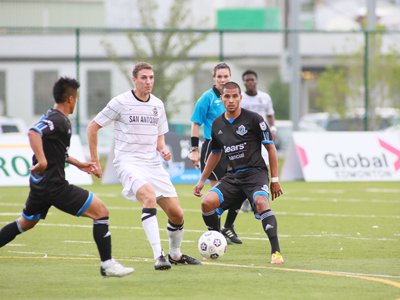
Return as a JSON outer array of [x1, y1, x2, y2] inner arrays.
[[30, 109, 71, 183], [210, 108, 274, 174]]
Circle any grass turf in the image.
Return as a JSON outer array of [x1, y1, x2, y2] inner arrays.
[[0, 181, 399, 299]]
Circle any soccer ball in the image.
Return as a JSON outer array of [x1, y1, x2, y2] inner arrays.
[[198, 230, 228, 259]]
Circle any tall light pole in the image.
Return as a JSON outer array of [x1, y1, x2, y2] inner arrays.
[[289, 0, 301, 131]]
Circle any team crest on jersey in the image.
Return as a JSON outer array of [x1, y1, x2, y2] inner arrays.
[[153, 107, 158, 116], [236, 125, 247, 136], [259, 121, 267, 131]]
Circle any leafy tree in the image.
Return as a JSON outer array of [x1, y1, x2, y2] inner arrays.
[[101, 0, 212, 117], [316, 33, 400, 129], [268, 75, 290, 120]]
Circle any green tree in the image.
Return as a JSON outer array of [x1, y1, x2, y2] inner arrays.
[[101, 0, 213, 117], [316, 33, 400, 129], [268, 75, 290, 120]]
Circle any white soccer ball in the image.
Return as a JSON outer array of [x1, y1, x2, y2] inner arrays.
[[198, 230, 228, 259]]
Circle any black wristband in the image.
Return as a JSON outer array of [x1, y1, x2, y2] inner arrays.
[[191, 137, 199, 147]]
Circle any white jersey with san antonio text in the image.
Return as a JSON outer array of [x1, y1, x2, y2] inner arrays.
[[94, 90, 168, 166]]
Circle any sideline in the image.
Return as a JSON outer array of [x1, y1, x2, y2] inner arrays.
[[1, 255, 400, 291]]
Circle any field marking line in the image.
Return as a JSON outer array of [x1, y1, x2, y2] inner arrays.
[[0, 222, 398, 242], [1, 255, 400, 290]]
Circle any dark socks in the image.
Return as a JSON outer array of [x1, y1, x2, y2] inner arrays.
[[202, 210, 220, 231], [0, 220, 24, 247], [224, 202, 241, 229], [260, 209, 280, 254], [93, 217, 112, 262]]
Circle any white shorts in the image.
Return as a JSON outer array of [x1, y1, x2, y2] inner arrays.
[[115, 163, 178, 202]]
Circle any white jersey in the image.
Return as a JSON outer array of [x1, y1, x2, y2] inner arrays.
[[241, 90, 274, 166], [94, 90, 168, 166], [240, 90, 274, 121]]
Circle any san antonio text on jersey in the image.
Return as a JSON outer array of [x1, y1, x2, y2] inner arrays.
[[210, 108, 274, 174]]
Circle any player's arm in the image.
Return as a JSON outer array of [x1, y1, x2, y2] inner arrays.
[[193, 151, 222, 197], [157, 134, 171, 162], [87, 120, 103, 178], [264, 143, 283, 200], [28, 129, 47, 174], [66, 156, 97, 174], [267, 114, 277, 141], [190, 122, 201, 166]]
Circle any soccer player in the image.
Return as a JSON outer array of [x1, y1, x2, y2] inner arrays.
[[0, 77, 134, 277], [87, 62, 201, 270], [193, 81, 284, 264], [190, 62, 243, 245], [240, 69, 277, 212]]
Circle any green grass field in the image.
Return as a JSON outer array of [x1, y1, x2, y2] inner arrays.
[[1, 181, 399, 300]]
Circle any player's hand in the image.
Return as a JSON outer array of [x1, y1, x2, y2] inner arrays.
[[160, 149, 171, 162], [78, 161, 98, 174], [190, 150, 200, 167], [270, 182, 283, 200], [193, 181, 205, 197], [29, 160, 48, 174], [91, 161, 103, 178]]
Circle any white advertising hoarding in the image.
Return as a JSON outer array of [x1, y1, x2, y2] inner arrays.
[[0, 134, 92, 186], [281, 132, 400, 182]]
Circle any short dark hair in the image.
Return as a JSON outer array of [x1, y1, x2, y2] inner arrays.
[[213, 62, 231, 76], [53, 77, 80, 104], [242, 69, 258, 80], [221, 81, 241, 95], [132, 62, 153, 78]]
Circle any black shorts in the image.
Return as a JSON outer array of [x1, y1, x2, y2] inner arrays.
[[201, 139, 228, 181], [22, 173, 93, 220], [210, 168, 270, 215]]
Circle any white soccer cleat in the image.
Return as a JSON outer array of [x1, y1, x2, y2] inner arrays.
[[100, 258, 134, 278]]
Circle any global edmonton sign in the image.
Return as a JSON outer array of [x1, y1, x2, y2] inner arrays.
[[281, 132, 400, 182]]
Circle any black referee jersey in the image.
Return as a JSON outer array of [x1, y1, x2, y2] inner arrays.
[[30, 109, 72, 184], [210, 108, 274, 174]]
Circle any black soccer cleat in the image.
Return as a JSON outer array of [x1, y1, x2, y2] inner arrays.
[[221, 225, 243, 244], [154, 255, 172, 270], [168, 254, 202, 265]]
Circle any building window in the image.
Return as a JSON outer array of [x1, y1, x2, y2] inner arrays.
[[0, 71, 6, 116], [34, 71, 58, 115], [87, 70, 111, 117]]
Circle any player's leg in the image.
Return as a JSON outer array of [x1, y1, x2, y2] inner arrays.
[[0, 217, 39, 247], [117, 163, 170, 270], [221, 200, 243, 244], [57, 186, 133, 277], [135, 183, 171, 270], [201, 190, 222, 231], [0, 193, 47, 248], [253, 194, 283, 264], [158, 196, 201, 265], [212, 153, 242, 245]]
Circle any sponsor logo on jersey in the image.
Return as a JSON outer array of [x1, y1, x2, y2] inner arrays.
[[236, 125, 248, 136], [153, 107, 158, 116], [215, 100, 221, 104], [224, 142, 246, 153], [218, 130, 223, 134], [129, 115, 159, 125], [259, 121, 267, 131], [228, 153, 245, 160]]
